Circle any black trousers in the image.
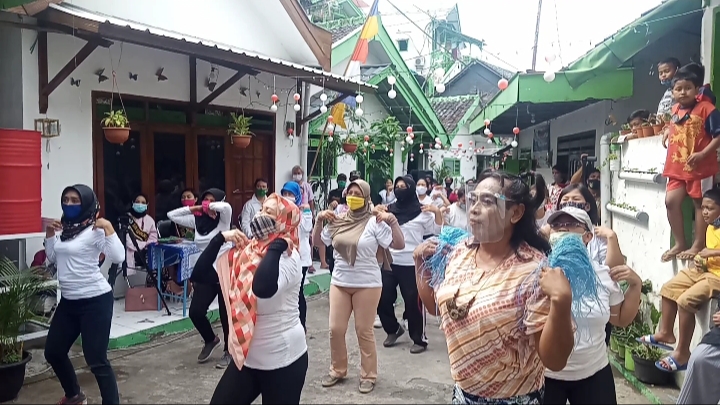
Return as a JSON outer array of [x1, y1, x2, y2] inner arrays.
[[543, 364, 617, 404], [210, 351, 308, 404], [44, 292, 119, 404], [189, 282, 229, 351], [378, 264, 426, 346], [298, 266, 308, 328]]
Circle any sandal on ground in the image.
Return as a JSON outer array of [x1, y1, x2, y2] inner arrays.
[[636, 335, 674, 351], [655, 356, 687, 373], [359, 380, 375, 394], [321, 374, 344, 387]]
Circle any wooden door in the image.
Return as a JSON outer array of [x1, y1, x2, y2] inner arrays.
[[227, 131, 274, 220]]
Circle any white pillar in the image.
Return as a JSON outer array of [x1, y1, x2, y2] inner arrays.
[[701, 0, 720, 83]]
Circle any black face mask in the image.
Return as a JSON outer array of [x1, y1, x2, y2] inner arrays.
[[394, 188, 411, 202]]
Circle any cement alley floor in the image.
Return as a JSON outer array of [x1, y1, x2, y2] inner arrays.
[[15, 294, 651, 404]]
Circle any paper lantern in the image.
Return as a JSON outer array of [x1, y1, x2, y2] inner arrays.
[[498, 78, 509, 90], [543, 71, 556, 83], [513, 127, 520, 135]]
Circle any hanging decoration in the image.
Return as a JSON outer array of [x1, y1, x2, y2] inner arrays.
[[419, 143, 424, 154], [544, 54, 557, 63], [387, 75, 397, 99], [543, 71, 556, 83], [435, 82, 445, 94], [102, 71, 130, 144], [293, 93, 301, 112], [270, 94, 279, 112], [498, 78, 509, 90], [483, 128, 491, 136], [363, 135, 370, 147], [405, 126, 414, 144], [389, 148, 394, 157], [319, 79, 328, 114], [355, 93, 364, 117], [410, 152, 415, 162]]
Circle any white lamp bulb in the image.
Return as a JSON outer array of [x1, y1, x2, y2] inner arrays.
[[484, 128, 491, 136], [511, 140, 518, 148], [293, 103, 301, 112], [270, 103, 278, 112], [319, 93, 328, 102], [355, 94, 364, 104], [319, 104, 327, 114], [355, 107, 363, 117], [387, 76, 396, 85], [387, 89, 397, 99]]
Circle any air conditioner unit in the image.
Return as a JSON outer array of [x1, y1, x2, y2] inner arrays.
[[415, 57, 425, 69]]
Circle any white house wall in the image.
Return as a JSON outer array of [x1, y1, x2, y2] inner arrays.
[[427, 132, 480, 182], [18, 29, 299, 219], [66, 0, 318, 65]]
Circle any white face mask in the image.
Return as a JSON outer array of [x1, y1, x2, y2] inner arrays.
[[416, 186, 427, 195], [293, 174, 303, 181]]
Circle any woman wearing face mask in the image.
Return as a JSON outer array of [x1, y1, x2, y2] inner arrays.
[[44, 185, 125, 405], [177, 189, 198, 239], [281, 181, 313, 330], [530, 185, 551, 228], [414, 172, 575, 404], [379, 178, 396, 205], [167, 188, 233, 368], [193, 194, 307, 404], [125, 193, 158, 275], [376, 176, 442, 354], [313, 180, 405, 393], [542, 207, 641, 404]]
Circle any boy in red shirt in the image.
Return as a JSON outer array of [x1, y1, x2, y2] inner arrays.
[[662, 63, 720, 262]]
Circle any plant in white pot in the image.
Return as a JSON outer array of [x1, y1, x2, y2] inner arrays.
[[0, 256, 54, 402]]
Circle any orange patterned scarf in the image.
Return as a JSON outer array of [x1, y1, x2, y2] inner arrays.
[[216, 193, 300, 370]]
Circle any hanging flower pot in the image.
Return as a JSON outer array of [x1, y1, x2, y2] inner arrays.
[[101, 110, 130, 144], [342, 143, 358, 154], [228, 112, 254, 149]]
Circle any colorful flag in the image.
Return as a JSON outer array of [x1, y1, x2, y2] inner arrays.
[[343, 0, 380, 80], [330, 103, 347, 129]]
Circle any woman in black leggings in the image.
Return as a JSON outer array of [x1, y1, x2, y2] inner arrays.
[[195, 193, 308, 404]]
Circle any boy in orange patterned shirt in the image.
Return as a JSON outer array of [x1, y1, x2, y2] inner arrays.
[[662, 63, 720, 262]]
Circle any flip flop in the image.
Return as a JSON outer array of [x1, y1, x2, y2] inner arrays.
[[655, 356, 687, 373], [677, 251, 698, 261], [661, 250, 678, 262], [636, 335, 674, 351]]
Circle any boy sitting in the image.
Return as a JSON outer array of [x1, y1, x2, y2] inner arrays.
[[640, 188, 720, 372], [661, 63, 720, 262]]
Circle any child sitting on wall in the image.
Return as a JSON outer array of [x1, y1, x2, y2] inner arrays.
[[639, 188, 720, 372], [661, 63, 720, 262]]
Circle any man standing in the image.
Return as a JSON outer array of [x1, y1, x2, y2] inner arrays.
[[327, 173, 347, 206], [239, 178, 267, 237]]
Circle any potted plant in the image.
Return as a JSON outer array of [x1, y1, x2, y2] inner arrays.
[[650, 115, 664, 135], [662, 112, 673, 124], [342, 134, 359, 154], [609, 133, 621, 152], [228, 112, 254, 149], [101, 110, 130, 144], [631, 344, 672, 385], [640, 122, 654, 138], [620, 123, 632, 135], [0, 256, 54, 402], [624, 342, 637, 371]]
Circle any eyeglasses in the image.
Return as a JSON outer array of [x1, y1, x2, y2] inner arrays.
[[549, 221, 588, 231], [467, 192, 514, 207]]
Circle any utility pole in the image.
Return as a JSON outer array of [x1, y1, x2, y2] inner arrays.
[[531, 0, 543, 71]]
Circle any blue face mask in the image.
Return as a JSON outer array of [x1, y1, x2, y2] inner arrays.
[[661, 79, 672, 87], [132, 203, 148, 213], [61, 204, 82, 219]]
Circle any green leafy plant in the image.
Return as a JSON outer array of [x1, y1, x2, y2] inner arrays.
[[621, 123, 631, 131], [430, 161, 453, 182], [631, 343, 666, 361], [0, 257, 55, 364], [609, 200, 638, 212], [228, 113, 253, 136], [101, 110, 129, 128]]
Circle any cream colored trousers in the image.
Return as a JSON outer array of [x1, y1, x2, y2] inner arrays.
[[328, 285, 382, 382]]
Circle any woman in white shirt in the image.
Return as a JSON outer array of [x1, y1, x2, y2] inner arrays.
[[199, 194, 307, 404], [444, 188, 468, 229], [43, 184, 125, 405], [167, 188, 233, 367], [313, 180, 405, 393], [378, 178, 396, 205], [542, 207, 641, 404], [377, 175, 442, 354], [280, 181, 313, 330]]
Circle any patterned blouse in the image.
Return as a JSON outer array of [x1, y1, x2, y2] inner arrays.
[[435, 242, 550, 399]]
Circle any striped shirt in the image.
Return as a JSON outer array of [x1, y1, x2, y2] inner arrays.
[[435, 242, 550, 399]]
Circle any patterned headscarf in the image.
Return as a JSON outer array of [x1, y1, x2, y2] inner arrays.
[[216, 193, 300, 370]]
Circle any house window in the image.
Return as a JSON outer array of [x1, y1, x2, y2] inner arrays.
[[397, 39, 409, 52], [443, 158, 461, 176]]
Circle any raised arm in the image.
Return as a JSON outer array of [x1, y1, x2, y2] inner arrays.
[[609, 265, 642, 327], [193, 232, 226, 277], [167, 206, 197, 229], [209, 201, 232, 231], [414, 240, 440, 315], [93, 220, 125, 264]]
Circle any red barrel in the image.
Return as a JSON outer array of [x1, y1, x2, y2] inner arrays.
[[0, 129, 42, 236]]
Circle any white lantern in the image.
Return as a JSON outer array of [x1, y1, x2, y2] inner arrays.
[[270, 103, 278, 112], [319, 93, 328, 102], [387, 89, 397, 99], [435, 144, 441, 149], [435, 83, 445, 94], [328, 136, 334, 142], [320, 104, 327, 113], [363, 141, 369, 147], [405, 136, 412, 143], [487, 139, 492, 144], [543, 71, 556, 83], [545, 54, 556, 63], [387, 76, 396, 85], [355, 94, 364, 104], [293, 103, 301, 112], [511, 140, 518, 148], [355, 107, 364, 117], [407, 138, 413, 144], [483, 128, 491, 136], [419, 149, 423, 154], [434, 137, 441, 143], [401, 146, 405, 151]]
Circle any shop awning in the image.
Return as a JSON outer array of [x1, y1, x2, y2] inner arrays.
[[468, 68, 633, 134], [563, 0, 703, 88], [39, 3, 376, 94]]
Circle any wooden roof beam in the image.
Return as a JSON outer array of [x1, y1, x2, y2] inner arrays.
[[197, 70, 250, 109]]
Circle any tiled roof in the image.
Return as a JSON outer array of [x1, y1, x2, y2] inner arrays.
[[431, 96, 478, 133], [329, 22, 362, 42]]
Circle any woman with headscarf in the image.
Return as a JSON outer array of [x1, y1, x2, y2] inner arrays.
[[43, 184, 125, 404], [192, 193, 307, 404], [375, 175, 442, 354], [413, 172, 575, 404], [125, 193, 158, 275], [312, 180, 405, 393], [280, 181, 313, 330], [167, 188, 233, 368]]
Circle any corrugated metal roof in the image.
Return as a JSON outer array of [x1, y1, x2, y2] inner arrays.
[[48, 3, 376, 91]]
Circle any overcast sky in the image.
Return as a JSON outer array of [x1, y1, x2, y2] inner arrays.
[[377, 0, 663, 71]]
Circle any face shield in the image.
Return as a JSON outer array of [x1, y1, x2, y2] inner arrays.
[[466, 181, 508, 244]]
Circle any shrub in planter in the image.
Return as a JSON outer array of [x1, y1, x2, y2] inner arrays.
[[101, 110, 130, 144], [342, 135, 360, 154], [228, 113, 254, 149], [0, 256, 54, 402], [631, 343, 672, 385]]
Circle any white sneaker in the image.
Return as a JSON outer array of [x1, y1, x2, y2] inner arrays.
[[374, 315, 382, 329]]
